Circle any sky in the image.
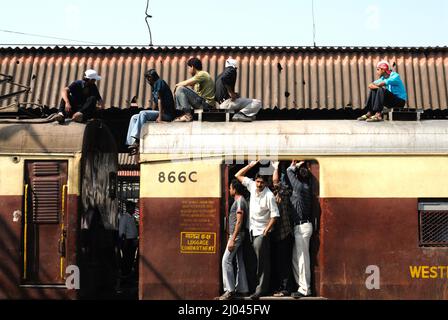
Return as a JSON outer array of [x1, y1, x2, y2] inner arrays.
[[1, 0, 447, 47]]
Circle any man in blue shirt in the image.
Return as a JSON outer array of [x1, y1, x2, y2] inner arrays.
[[56, 69, 105, 123], [358, 61, 407, 122], [126, 69, 175, 154]]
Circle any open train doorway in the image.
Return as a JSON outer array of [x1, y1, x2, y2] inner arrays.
[[222, 159, 321, 299], [116, 153, 140, 299]]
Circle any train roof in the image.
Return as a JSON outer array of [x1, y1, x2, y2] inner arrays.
[[0, 120, 115, 154], [140, 120, 448, 158]]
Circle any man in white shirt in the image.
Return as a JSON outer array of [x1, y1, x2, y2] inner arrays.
[[119, 201, 138, 277], [235, 160, 279, 299]]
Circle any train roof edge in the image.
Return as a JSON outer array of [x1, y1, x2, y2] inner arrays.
[[139, 120, 448, 157]]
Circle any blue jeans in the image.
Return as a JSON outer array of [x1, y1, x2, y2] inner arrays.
[[126, 110, 173, 145], [175, 86, 212, 113]]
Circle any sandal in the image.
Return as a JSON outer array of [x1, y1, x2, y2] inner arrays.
[[273, 290, 289, 297], [173, 113, 193, 122], [357, 114, 371, 121], [366, 115, 383, 122]]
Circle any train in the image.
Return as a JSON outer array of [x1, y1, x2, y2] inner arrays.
[[0, 119, 118, 299], [138, 119, 448, 300], [1, 118, 448, 299]]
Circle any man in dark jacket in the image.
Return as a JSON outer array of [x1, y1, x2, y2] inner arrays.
[[55, 69, 105, 123]]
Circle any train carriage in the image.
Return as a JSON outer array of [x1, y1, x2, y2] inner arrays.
[[138, 120, 448, 300], [0, 120, 118, 299]]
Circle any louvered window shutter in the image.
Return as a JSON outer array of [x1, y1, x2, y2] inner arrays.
[[31, 163, 60, 224]]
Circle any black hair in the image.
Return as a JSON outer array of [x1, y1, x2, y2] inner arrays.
[[187, 57, 202, 70], [254, 173, 269, 183], [230, 179, 245, 195], [125, 200, 136, 213], [298, 166, 310, 182], [145, 69, 159, 81]]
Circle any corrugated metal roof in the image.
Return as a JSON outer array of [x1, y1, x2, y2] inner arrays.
[[1, 46, 447, 111], [140, 120, 448, 156], [118, 152, 139, 168]]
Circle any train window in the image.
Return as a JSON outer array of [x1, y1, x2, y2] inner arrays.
[[418, 202, 448, 247]]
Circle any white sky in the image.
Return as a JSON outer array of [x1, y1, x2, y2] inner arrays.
[[1, 0, 447, 47]]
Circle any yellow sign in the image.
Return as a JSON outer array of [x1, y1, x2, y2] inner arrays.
[[180, 232, 216, 254]]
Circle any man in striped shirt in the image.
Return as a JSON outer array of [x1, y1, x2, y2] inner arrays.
[[287, 161, 313, 298]]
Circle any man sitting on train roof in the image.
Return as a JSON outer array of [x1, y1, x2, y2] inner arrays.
[[357, 60, 407, 122], [126, 69, 176, 155], [215, 58, 262, 122], [55, 69, 105, 124], [173, 57, 215, 122]]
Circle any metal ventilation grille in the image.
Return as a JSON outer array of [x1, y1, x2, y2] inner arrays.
[[31, 162, 60, 224], [419, 208, 448, 247], [33, 162, 60, 176]]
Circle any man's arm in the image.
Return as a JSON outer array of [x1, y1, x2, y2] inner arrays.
[[235, 160, 258, 183], [61, 87, 72, 113], [228, 210, 243, 252], [98, 99, 105, 109], [287, 160, 303, 189], [156, 97, 164, 122], [174, 77, 197, 93], [369, 81, 385, 89], [263, 192, 279, 236], [272, 161, 280, 186], [263, 218, 277, 236]]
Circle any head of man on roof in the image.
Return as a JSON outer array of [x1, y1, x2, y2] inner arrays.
[[83, 69, 102, 85], [376, 60, 392, 77], [225, 58, 238, 69]]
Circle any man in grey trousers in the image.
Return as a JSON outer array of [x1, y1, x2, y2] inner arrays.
[[235, 160, 279, 299], [218, 179, 249, 300]]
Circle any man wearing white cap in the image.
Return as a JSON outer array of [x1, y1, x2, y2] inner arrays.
[[56, 69, 105, 123], [215, 58, 262, 122], [357, 60, 407, 122]]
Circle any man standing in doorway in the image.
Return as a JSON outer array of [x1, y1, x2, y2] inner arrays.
[[287, 160, 313, 298], [218, 179, 249, 300], [235, 160, 279, 300]]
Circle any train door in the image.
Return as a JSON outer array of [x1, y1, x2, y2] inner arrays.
[[22, 161, 68, 285], [222, 160, 321, 296]]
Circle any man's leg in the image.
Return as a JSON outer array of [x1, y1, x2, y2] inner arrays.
[[235, 239, 249, 294], [126, 114, 140, 146], [175, 87, 205, 114], [277, 235, 293, 292], [235, 98, 262, 118], [252, 234, 271, 296], [74, 96, 97, 122], [384, 90, 406, 109], [292, 223, 313, 296], [134, 110, 159, 139], [222, 242, 238, 293]]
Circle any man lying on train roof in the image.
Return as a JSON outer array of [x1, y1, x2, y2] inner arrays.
[[55, 69, 105, 124], [357, 60, 407, 122]]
